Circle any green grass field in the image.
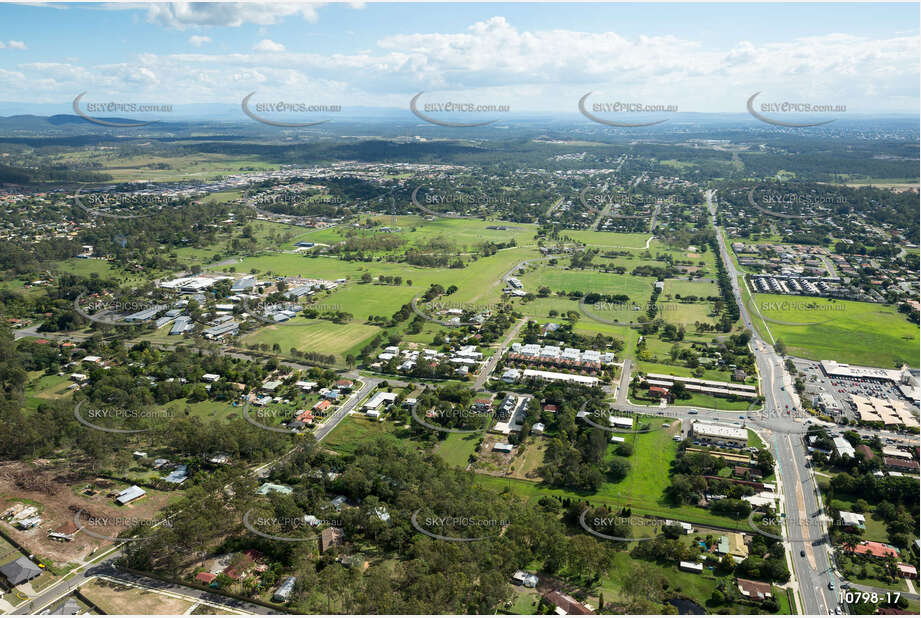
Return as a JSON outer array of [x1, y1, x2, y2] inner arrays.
[[435, 433, 480, 468], [474, 419, 750, 529], [23, 372, 73, 411], [242, 318, 380, 362], [663, 278, 719, 298], [752, 294, 919, 367], [562, 231, 653, 248], [520, 265, 653, 298]]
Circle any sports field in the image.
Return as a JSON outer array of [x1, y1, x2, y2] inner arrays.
[[241, 318, 380, 362], [519, 265, 653, 298]]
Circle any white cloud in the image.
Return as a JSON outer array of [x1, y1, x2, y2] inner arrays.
[[2, 15, 917, 112], [188, 35, 211, 47], [144, 2, 324, 30], [253, 39, 285, 52], [5, 40, 27, 50]]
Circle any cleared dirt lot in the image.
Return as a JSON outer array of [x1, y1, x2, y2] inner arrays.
[[0, 460, 174, 566], [81, 579, 194, 614]]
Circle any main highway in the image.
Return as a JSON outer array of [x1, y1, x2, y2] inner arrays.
[[606, 191, 843, 614], [708, 189, 840, 615]]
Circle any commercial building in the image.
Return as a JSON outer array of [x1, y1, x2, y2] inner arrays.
[[691, 422, 748, 448], [521, 369, 599, 387], [850, 394, 919, 429], [832, 436, 856, 459], [203, 321, 239, 340], [364, 392, 397, 411], [645, 373, 758, 400]]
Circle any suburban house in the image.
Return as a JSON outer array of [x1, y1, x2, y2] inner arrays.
[[320, 527, 344, 553], [511, 571, 539, 587], [363, 392, 397, 412], [257, 483, 293, 496], [839, 511, 866, 531], [195, 572, 217, 585], [272, 576, 297, 602], [737, 578, 772, 600], [0, 556, 42, 587], [883, 457, 919, 472], [115, 485, 146, 505], [679, 561, 703, 574], [848, 541, 899, 559], [542, 590, 594, 615]]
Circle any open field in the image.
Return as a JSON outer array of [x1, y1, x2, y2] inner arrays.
[[519, 265, 652, 298], [474, 419, 749, 529], [435, 433, 480, 468], [85, 153, 279, 183], [23, 372, 73, 412], [80, 579, 195, 614], [242, 318, 380, 363], [323, 415, 420, 456], [0, 461, 176, 567], [751, 294, 919, 367], [562, 231, 653, 248], [663, 278, 719, 298]]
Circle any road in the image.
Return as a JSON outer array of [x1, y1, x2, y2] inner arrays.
[[313, 378, 379, 442], [21, 553, 272, 615], [708, 189, 839, 615], [474, 317, 527, 390], [606, 191, 845, 615]]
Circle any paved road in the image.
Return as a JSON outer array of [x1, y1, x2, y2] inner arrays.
[[474, 317, 527, 390], [709, 189, 839, 615], [313, 378, 379, 442]]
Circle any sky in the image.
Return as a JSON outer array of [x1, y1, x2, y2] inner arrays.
[[0, 2, 918, 116]]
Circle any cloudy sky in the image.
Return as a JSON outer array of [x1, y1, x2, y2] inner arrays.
[[0, 2, 918, 115]]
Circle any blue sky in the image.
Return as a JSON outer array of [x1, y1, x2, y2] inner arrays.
[[0, 2, 917, 114]]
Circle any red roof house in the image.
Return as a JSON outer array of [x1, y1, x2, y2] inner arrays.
[[849, 541, 899, 558], [195, 572, 217, 584]]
